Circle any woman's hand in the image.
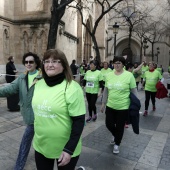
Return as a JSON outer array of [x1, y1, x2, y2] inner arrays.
[[100, 103, 105, 113], [58, 151, 71, 166]]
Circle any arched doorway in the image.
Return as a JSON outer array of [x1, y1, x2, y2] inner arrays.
[[122, 48, 133, 63]]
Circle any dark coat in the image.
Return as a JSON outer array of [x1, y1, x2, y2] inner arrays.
[[156, 81, 168, 99], [70, 63, 78, 76], [6, 61, 16, 83], [128, 92, 141, 134]]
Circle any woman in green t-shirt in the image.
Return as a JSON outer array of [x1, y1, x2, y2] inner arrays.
[[83, 60, 103, 123], [101, 56, 137, 154], [143, 61, 163, 116], [32, 49, 86, 170]]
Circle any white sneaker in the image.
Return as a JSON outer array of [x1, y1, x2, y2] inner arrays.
[[113, 144, 119, 154], [110, 136, 115, 145], [76, 166, 85, 170]]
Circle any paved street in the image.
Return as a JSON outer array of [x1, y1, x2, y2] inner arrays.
[[0, 83, 170, 170]]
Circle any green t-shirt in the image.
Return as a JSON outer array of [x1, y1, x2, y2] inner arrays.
[[32, 79, 86, 158], [84, 70, 103, 94], [144, 70, 162, 92], [156, 68, 162, 75], [168, 66, 170, 72], [133, 69, 141, 82], [80, 66, 85, 75], [101, 68, 112, 81], [141, 65, 149, 78], [105, 70, 136, 110], [28, 70, 39, 88]]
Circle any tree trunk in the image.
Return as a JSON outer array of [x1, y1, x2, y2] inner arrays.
[[47, 0, 66, 49], [91, 34, 101, 63], [128, 27, 132, 49], [152, 42, 154, 61], [140, 40, 143, 62], [47, 14, 60, 49]]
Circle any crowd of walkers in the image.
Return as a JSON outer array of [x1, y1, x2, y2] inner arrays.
[[0, 50, 168, 170]]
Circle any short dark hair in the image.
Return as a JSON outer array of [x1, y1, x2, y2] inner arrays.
[[113, 56, 126, 66], [22, 52, 41, 69], [90, 60, 97, 66], [125, 62, 134, 70], [72, 59, 76, 63], [8, 56, 13, 61]]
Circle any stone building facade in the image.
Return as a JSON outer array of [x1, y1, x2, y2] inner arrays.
[[0, 0, 170, 83], [107, 0, 170, 70], [0, 0, 107, 82]]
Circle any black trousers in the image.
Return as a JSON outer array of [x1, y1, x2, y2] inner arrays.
[[86, 93, 98, 117], [35, 151, 79, 170], [105, 106, 128, 145], [136, 82, 139, 90], [145, 90, 157, 110], [7, 94, 20, 111]]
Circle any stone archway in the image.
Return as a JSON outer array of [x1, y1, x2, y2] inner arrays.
[[116, 38, 141, 64], [3, 29, 9, 59], [23, 31, 29, 53], [39, 30, 47, 58]]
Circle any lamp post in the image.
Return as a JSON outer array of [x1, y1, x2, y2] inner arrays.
[[169, 50, 170, 66], [156, 47, 160, 63], [113, 22, 119, 59], [143, 38, 149, 56]]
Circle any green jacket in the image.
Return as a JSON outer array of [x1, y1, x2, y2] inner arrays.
[[0, 72, 41, 125]]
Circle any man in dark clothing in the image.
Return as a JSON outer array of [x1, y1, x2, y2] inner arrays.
[[70, 59, 78, 79], [6, 56, 18, 83], [5, 56, 20, 111]]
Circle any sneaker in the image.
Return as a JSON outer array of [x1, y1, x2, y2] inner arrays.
[[76, 166, 85, 170], [92, 114, 97, 121], [113, 144, 119, 154], [110, 136, 115, 145], [153, 106, 156, 111], [86, 116, 92, 123], [143, 110, 148, 116], [124, 123, 129, 128]]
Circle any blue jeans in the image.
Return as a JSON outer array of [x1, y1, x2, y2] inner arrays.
[[14, 124, 34, 170]]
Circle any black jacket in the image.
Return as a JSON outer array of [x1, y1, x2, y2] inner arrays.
[[128, 92, 141, 134], [6, 61, 16, 83]]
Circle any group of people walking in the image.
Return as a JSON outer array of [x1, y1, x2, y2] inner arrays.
[[0, 50, 166, 170]]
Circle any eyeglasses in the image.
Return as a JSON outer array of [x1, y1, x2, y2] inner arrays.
[[43, 60, 61, 65], [24, 60, 35, 64], [113, 62, 122, 65]]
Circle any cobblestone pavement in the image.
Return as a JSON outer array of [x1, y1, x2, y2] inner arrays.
[[0, 83, 170, 170]]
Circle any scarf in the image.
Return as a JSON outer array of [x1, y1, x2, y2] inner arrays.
[[44, 72, 65, 87], [149, 69, 154, 72]]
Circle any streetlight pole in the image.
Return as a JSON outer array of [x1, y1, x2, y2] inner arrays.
[[156, 47, 160, 63], [113, 22, 119, 59], [143, 38, 148, 56], [169, 50, 170, 66]]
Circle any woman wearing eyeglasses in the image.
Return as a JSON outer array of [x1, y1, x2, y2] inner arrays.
[[0, 52, 41, 170], [27, 49, 86, 170], [101, 56, 137, 154]]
